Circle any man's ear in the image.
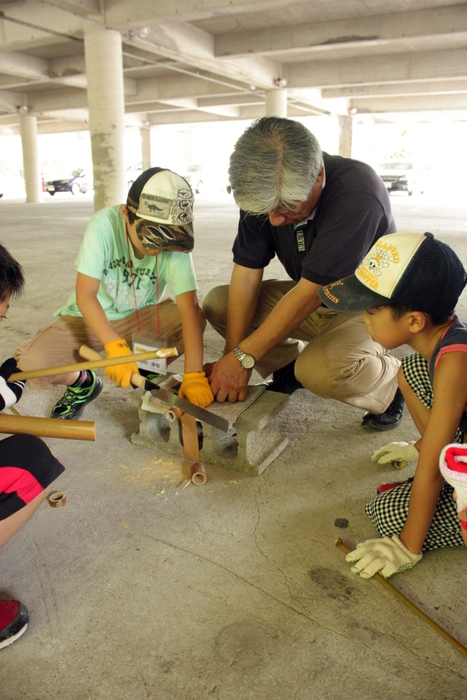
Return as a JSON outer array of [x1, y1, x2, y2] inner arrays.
[[408, 311, 428, 334], [120, 204, 129, 222]]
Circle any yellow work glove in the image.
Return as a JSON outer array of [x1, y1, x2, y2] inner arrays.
[[179, 371, 214, 408], [104, 339, 139, 388]]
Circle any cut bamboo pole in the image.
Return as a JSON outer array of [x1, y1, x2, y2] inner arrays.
[[0, 413, 95, 441], [335, 538, 467, 658], [10, 348, 178, 383]]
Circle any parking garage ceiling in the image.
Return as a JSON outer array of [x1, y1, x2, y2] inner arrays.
[[0, 0, 466, 133]]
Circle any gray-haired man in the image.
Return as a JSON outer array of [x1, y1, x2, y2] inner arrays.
[[203, 116, 404, 430]]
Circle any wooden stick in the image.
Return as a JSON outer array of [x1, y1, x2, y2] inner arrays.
[[335, 538, 467, 658], [0, 413, 95, 441], [10, 347, 178, 383]]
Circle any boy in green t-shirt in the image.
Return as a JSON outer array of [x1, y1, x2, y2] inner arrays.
[[16, 168, 213, 419]]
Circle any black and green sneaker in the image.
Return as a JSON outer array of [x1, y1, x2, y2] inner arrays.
[[51, 372, 103, 420]]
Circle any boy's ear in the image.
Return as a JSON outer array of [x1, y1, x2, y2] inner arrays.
[[120, 204, 129, 222], [408, 311, 428, 334]]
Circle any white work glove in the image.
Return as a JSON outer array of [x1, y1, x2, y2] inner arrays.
[[346, 535, 422, 579], [372, 441, 419, 469]]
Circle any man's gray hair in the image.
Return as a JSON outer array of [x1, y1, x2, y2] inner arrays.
[[228, 117, 323, 214]]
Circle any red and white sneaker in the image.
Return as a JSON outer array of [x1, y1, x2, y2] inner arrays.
[[0, 600, 29, 650], [376, 477, 413, 495]]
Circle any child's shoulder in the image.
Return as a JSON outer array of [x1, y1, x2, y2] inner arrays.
[[86, 205, 124, 238]]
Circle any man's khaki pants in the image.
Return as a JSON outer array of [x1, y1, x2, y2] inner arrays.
[[16, 300, 186, 390], [202, 280, 400, 414]]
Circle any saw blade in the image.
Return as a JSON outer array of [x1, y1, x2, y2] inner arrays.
[[144, 380, 229, 433]]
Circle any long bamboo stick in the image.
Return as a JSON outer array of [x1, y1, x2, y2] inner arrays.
[[335, 538, 467, 658], [0, 413, 95, 441], [10, 348, 178, 382]]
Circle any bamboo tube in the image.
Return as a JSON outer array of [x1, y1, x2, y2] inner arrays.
[[10, 348, 178, 383], [335, 538, 467, 658], [191, 461, 206, 486], [0, 413, 95, 441]]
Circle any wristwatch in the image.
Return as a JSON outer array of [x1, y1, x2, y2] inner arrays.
[[232, 345, 256, 369]]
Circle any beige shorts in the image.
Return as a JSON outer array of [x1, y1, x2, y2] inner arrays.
[[202, 280, 400, 413], [15, 300, 185, 389]]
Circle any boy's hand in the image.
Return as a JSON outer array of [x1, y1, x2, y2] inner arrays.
[[104, 339, 139, 388], [179, 371, 214, 408], [346, 535, 422, 579], [0, 357, 25, 409], [372, 441, 419, 468]]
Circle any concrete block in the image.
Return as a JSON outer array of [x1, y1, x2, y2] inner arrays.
[[128, 388, 290, 476]]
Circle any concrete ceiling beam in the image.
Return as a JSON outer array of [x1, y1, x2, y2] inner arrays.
[[105, 0, 304, 29], [284, 48, 467, 88], [353, 92, 467, 112], [214, 5, 467, 57], [323, 78, 467, 99]]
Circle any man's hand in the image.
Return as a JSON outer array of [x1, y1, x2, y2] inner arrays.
[[346, 535, 422, 579], [205, 353, 251, 403]]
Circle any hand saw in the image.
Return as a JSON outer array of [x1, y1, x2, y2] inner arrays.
[[79, 345, 229, 433]]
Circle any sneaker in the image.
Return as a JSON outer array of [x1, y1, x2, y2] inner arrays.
[[257, 360, 304, 395], [376, 477, 413, 494], [361, 388, 405, 431], [0, 600, 29, 650], [51, 372, 103, 420]]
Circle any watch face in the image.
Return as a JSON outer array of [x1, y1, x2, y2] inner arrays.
[[233, 346, 255, 369], [241, 353, 255, 369]]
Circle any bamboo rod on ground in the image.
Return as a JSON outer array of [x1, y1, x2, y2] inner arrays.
[[335, 538, 467, 658], [10, 348, 178, 383], [0, 413, 95, 441]]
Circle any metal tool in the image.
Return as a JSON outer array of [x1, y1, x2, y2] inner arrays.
[[139, 377, 229, 433], [79, 344, 229, 433]]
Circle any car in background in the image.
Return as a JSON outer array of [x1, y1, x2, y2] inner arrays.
[[45, 168, 91, 196], [377, 161, 427, 196], [180, 164, 204, 194]]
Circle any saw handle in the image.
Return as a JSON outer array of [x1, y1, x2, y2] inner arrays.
[[79, 345, 145, 388]]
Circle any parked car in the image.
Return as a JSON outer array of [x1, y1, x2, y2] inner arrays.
[[180, 164, 204, 194], [377, 161, 426, 196], [45, 168, 91, 196]]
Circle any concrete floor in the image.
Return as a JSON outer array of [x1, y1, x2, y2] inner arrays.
[[1, 190, 467, 699]]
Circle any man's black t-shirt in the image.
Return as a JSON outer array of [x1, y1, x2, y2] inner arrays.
[[232, 153, 396, 285]]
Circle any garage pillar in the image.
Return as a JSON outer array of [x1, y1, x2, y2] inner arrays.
[[265, 89, 287, 117], [338, 114, 353, 158], [141, 127, 152, 171], [84, 27, 126, 212], [19, 113, 42, 203]]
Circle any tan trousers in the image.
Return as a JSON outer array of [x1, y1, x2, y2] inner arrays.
[[15, 300, 186, 390], [202, 280, 400, 414]]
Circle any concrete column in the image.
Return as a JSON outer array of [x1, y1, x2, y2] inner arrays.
[[141, 127, 151, 171], [265, 89, 287, 117], [84, 27, 126, 212], [338, 114, 353, 158], [19, 113, 42, 203]]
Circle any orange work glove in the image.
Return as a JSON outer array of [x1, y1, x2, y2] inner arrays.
[[104, 339, 139, 388], [179, 371, 214, 408]]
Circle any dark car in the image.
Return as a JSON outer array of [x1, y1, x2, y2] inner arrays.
[[377, 161, 428, 196], [45, 168, 91, 196]]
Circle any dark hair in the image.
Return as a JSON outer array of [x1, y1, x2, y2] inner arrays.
[[0, 243, 24, 303], [389, 302, 453, 326]]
